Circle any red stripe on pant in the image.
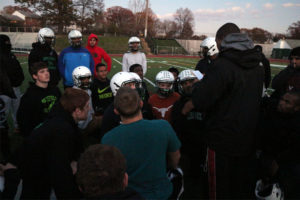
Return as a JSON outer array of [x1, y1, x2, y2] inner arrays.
[[208, 148, 216, 200]]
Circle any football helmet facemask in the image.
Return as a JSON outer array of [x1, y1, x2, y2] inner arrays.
[[155, 70, 175, 97], [200, 37, 219, 57], [72, 66, 92, 89], [68, 30, 82, 48], [38, 27, 55, 46], [128, 36, 140, 52]]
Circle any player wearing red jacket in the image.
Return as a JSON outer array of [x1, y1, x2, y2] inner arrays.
[[86, 33, 112, 74]]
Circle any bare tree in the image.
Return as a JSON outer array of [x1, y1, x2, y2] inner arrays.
[[174, 8, 194, 39], [74, 0, 104, 32], [241, 27, 272, 43], [287, 20, 300, 39], [128, 0, 146, 35], [105, 6, 135, 35], [15, 0, 76, 33], [128, 0, 145, 13], [159, 20, 179, 39]]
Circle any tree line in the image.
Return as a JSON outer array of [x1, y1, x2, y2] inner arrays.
[[2, 0, 300, 41]]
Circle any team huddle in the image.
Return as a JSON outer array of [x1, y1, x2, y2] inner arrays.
[[1, 22, 300, 199]]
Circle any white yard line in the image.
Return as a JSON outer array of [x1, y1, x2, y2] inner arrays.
[[270, 64, 286, 68], [147, 59, 191, 70], [113, 58, 156, 87], [144, 77, 156, 87], [20, 62, 27, 65], [112, 58, 122, 65]]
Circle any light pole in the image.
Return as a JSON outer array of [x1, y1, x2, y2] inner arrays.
[[144, 0, 149, 38]]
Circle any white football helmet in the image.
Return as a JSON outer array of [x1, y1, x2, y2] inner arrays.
[[178, 70, 198, 82], [178, 70, 201, 95], [38, 27, 55, 46], [68, 30, 82, 47], [255, 180, 284, 200], [130, 72, 141, 81], [155, 70, 175, 97], [130, 72, 147, 99], [128, 36, 140, 51], [200, 37, 219, 56], [110, 72, 137, 96], [72, 66, 92, 89]]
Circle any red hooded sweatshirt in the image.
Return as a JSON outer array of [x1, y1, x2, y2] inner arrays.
[[86, 33, 112, 73]]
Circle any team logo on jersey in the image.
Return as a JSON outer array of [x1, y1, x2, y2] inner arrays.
[[187, 111, 203, 121], [153, 105, 173, 118], [98, 86, 112, 99], [41, 95, 57, 113]]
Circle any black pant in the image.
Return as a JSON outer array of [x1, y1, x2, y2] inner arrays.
[[0, 128, 10, 161], [208, 149, 258, 199]]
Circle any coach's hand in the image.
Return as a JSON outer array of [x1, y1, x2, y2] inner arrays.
[[182, 100, 194, 115]]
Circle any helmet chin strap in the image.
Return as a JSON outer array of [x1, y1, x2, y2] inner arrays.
[[131, 48, 138, 52], [72, 42, 81, 48], [158, 88, 172, 97]]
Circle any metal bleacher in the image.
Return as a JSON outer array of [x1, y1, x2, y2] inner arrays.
[[0, 32, 37, 54]]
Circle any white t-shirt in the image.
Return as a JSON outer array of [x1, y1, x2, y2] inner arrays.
[[122, 51, 147, 75]]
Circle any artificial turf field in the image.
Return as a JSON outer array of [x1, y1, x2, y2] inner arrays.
[[17, 55, 287, 94]]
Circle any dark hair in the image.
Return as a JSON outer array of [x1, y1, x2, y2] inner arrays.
[[289, 47, 300, 60], [114, 87, 141, 118], [29, 62, 48, 77], [255, 45, 263, 52], [168, 67, 179, 76], [77, 144, 126, 198], [96, 63, 106, 71], [0, 34, 10, 45], [129, 64, 142, 72], [216, 23, 240, 41], [60, 88, 89, 113]]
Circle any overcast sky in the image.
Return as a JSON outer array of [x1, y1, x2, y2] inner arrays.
[[1, 0, 299, 35]]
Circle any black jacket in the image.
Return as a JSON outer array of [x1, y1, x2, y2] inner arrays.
[[195, 56, 212, 74], [91, 78, 114, 115], [171, 95, 205, 154], [0, 35, 24, 97], [17, 104, 83, 199], [192, 33, 264, 156], [86, 188, 144, 200], [261, 53, 271, 88], [17, 83, 61, 137], [260, 110, 300, 166], [0, 57, 15, 98], [271, 65, 300, 98], [100, 103, 121, 139], [0, 169, 20, 199], [28, 42, 60, 86]]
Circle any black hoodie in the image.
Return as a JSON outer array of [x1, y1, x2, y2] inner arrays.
[[0, 34, 24, 98], [17, 83, 61, 137], [192, 33, 264, 156], [17, 103, 83, 199], [28, 42, 60, 86]]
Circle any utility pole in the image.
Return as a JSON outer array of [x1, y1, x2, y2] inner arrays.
[[144, 0, 149, 38]]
